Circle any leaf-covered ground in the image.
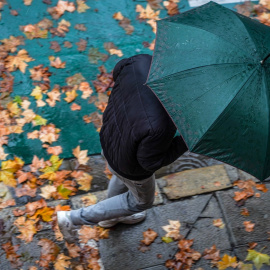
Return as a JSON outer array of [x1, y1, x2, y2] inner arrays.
[[1, 0, 270, 269]]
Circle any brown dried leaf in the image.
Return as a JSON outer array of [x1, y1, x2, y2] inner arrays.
[[141, 228, 158, 245], [50, 41, 61, 52]]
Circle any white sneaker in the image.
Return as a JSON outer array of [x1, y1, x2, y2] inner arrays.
[[57, 211, 80, 243], [98, 211, 147, 228]]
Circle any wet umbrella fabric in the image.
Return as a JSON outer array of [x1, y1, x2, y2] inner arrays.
[[145, 1, 270, 181]]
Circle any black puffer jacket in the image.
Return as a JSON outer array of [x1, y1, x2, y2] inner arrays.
[[100, 54, 188, 180]]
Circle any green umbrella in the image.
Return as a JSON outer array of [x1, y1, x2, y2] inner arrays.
[[145, 1, 270, 181]]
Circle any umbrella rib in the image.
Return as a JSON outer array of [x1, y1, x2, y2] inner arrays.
[[192, 67, 258, 149], [146, 63, 250, 85], [232, 11, 268, 60], [165, 20, 255, 59]]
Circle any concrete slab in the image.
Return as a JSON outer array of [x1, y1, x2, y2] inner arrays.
[[216, 183, 270, 246], [99, 194, 211, 270], [162, 165, 232, 199], [70, 182, 163, 209]]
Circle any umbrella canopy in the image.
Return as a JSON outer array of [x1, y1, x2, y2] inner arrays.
[[145, 1, 270, 181]]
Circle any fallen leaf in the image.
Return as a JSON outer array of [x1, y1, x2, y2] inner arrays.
[[54, 253, 71, 270], [14, 216, 38, 243], [213, 218, 225, 229], [243, 221, 255, 232], [217, 254, 238, 270], [76, 172, 93, 191], [49, 56, 66, 68], [72, 146, 89, 165], [76, 0, 90, 13], [80, 194, 97, 206], [245, 249, 270, 270], [64, 89, 78, 103], [40, 185, 57, 199], [66, 242, 81, 258], [241, 208, 250, 216], [162, 220, 181, 240], [141, 228, 158, 245], [70, 103, 81, 111], [47, 146, 63, 155], [5, 49, 34, 73]]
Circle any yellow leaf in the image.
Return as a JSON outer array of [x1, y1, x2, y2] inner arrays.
[[76, 173, 93, 191], [64, 90, 78, 103], [28, 206, 54, 222], [7, 102, 21, 116], [76, 0, 90, 13], [217, 254, 238, 270], [31, 86, 43, 100]]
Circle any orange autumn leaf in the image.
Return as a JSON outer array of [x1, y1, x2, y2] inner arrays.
[[5, 49, 34, 73], [241, 208, 250, 216], [78, 225, 100, 243], [14, 216, 38, 243], [64, 90, 78, 103], [70, 103, 81, 111], [217, 254, 238, 270], [25, 198, 47, 216], [28, 130, 39, 139], [30, 155, 46, 172], [141, 228, 158, 246], [243, 221, 255, 232], [47, 146, 63, 155], [38, 238, 60, 268], [202, 245, 221, 265], [0, 199, 16, 209], [255, 183, 268, 193], [28, 206, 54, 222], [15, 184, 37, 197], [54, 253, 71, 270], [65, 242, 81, 258]]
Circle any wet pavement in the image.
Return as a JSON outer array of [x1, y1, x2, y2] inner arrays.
[[1, 153, 270, 270]]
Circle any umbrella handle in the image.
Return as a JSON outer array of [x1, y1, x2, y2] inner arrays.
[[260, 53, 270, 65]]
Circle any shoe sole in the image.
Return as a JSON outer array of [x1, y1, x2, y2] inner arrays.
[[98, 215, 146, 228]]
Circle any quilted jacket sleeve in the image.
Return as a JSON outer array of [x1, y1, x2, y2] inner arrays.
[[137, 133, 188, 173]]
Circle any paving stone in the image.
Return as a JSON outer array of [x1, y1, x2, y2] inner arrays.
[[162, 165, 232, 200], [224, 164, 239, 183], [99, 194, 211, 270], [188, 196, 231, 252], [216, 183, 270, 246], [238, 170, 260, 183], [234, 241, 270, 270], [70, 182, 163, 209]]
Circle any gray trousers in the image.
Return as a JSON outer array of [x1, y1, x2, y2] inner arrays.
[[70, 153, 156, 225]]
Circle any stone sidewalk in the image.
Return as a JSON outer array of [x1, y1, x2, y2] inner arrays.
[[1, 154, 270, 270], [97, 165, 270, 270]]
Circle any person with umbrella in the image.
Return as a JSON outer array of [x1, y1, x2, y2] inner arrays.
[[57, 1, 270, 243], [57, 54, 188, 243]]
